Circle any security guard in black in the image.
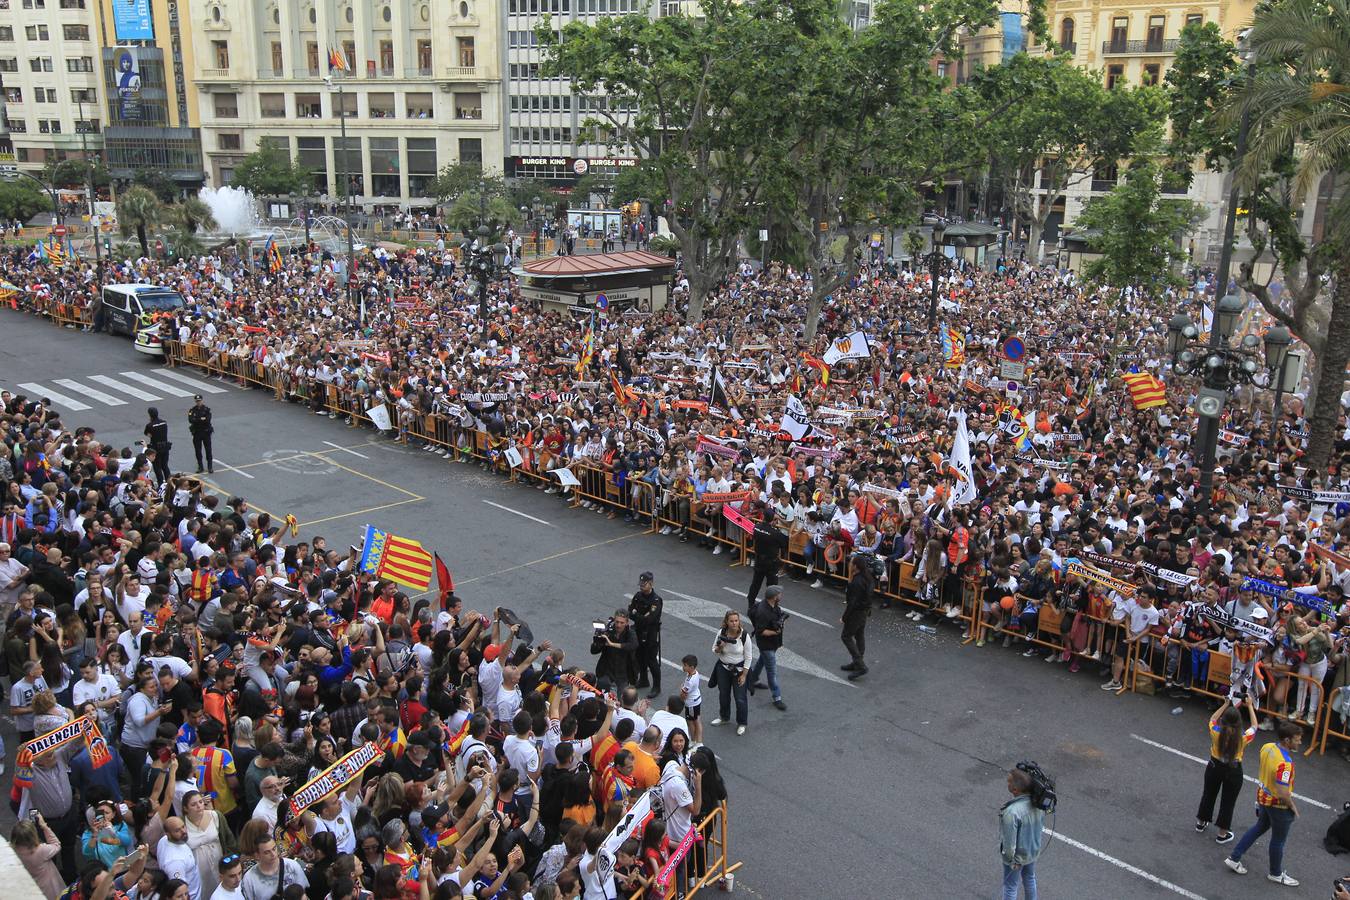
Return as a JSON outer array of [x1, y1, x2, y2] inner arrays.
[[144, 406, 171, 485], [188, 394, 214, 473], [628, 571, 664, 697]]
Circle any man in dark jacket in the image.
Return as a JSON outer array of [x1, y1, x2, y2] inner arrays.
[[746, 509, 789, 613], [591, 608, 638, 692], [749, 585, 788, 710], [628, 572, 663, 698], [840, 555, 873, 681]]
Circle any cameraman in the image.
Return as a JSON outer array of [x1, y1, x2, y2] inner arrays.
[[999, 766, 1047, 900], [628, 572, 663, 699], [748, 585, 788, 711], [591, 609, 638, 692]]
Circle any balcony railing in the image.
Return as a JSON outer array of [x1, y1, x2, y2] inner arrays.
[[445, 65, 478, 79], [1101, 38, 1179, 54], [199, 67, 230, 78], [1060, 40, 1076, 54], [455, 107, 482, 120], [1089, 179, 1117, 192]]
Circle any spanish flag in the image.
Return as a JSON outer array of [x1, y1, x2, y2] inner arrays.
[[801, 354, 830, 385], [442, 717, 471, 758], [1121, 372, 1167, 410], [374, 531, 435, 591], [328, 48, 349, 71]]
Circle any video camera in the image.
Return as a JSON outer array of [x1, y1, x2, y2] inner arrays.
[[1015, 760, 1058, 813]]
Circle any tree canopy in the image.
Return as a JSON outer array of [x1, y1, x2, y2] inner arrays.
[[230, 138, 314, 197]]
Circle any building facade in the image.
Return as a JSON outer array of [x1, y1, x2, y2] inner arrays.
[[0, 0, 104, 179], [188, 0, 503, 209], [957, 0, 1257, 263]]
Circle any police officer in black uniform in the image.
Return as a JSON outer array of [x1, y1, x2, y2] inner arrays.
[[144, 406, 171, 485], [747, 508, 789, 613], [188, 394, 214, 474], [628, 571, 663, 698]]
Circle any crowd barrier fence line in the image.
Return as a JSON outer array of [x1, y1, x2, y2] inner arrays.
[[155, 339, 1348, 753], [625, 801, 740, 900]]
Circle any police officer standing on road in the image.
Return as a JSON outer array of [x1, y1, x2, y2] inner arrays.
[[629, 571, 663, 699], [746, 508, 789, 614], [188, 394, 214, 474], [144, 407, 171, 485]]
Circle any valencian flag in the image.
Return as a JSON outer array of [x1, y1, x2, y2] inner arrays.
[[610, 368, 634, 407], [941, 325, 965, 368], [575, 315, 595, 375], [0, 280, 20, 309], [1121, 372, 1167, 410], [1074, 379, 1096, 421], [264, 236, 284, 273], [358, 525, 435, 590], [328, 47, 349, 71]]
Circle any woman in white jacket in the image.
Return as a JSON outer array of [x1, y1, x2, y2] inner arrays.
[[709, 611, 755, 735]]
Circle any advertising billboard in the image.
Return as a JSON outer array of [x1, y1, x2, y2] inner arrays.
[[113, 0, 154, 40]]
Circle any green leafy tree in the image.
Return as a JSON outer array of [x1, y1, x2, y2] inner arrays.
[[571, 171, 616, 207], [446, 188, 518, 238], [1073, 154, 1202, 362], [116, 185, 163, 256], [230, 137, 314, 197], [977, 55, 1167, 261], [171, 197, 218, 235], [1165, 22, 1239, 183], [1229, 0, 1350, 473], [429, 162, 503, 204], [132, 169, 179, 203], [44, 158, 111, 191], [0, 181, 51, 222]]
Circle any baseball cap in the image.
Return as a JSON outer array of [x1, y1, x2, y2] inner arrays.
[[1251, 607, 1270, 621], [483, 644, 501, 663], [422, 802, 449, 826]]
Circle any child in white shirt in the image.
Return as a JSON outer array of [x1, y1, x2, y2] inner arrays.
[[680, 654, 703, 745]]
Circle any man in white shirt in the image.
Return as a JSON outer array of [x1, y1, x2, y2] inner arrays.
[[72, 658, 121, 734], [117, 574, 151, 624], [210, 855, 245, 900], [311, 781, 360, 853], [252, 775, 286, 828], [158, 817, 203, 900], [648, 695, 687, 751], [501, 711, 540, 798], [119, 611, 151, 671], [0, 542, 31, 612]]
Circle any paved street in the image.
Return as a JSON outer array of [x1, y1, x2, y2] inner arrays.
[[4, 308, 1350, 899]]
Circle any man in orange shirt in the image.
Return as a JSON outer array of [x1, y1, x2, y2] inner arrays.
[[623, 725, 662, 792]]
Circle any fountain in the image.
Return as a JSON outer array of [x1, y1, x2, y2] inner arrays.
[[198, 185, 266, 237]]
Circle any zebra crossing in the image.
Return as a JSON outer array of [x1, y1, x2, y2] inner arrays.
[[16, 369, 231, 412]]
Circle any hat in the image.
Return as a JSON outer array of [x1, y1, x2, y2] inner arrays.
[[482, 643, 502, 663], [1251, 607, 1270, 621], [422, 802, 449, 826], [193, 394, 203, 401], [638, 572, 653, 583]]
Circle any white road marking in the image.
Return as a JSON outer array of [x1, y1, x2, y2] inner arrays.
[[1043, 827, 1209, 900], [721, 586, 833, 628], [211, 459, 255, 479], [54, 378, 126, 406], [88, 374, 161, 401], [659, 589, 854, 687], [155, 369, 228, 393], [1129, 733, 1330, 809], [482, 499, 552, 527], [321, 440, 371, 459], [120, 370, 193, 397], [17, 382, 91, 411], [661, 659, 707, 684]]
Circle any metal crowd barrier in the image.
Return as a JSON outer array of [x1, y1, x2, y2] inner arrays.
[[624, 801, 741, 900], [159, 339, 1346, 748]]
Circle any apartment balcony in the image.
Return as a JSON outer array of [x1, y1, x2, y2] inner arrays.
[[443, 65, 480, 80], [455, 107, 482, 120], [1101, 38, 1179, 55], [198, 67, 231, 79]]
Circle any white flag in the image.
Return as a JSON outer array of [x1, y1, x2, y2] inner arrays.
[[780, 395, 814, 442], [948, 409, 978, 506], [821, 330, 871, 367]]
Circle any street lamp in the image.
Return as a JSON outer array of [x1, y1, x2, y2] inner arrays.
[[325, 75, 357, 323], [1167, 294, 1291, 517], [462, 224, 509, 332], [1263, 323, 1292, 419], [531, 195, 543, 257], [927, 218, 947, 330]]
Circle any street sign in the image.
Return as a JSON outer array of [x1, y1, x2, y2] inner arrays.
[[594, 292, 609, 310], [53, 225, 67, 236], [1000, 336, 1026, 361], [999, 359, 1026, 381]]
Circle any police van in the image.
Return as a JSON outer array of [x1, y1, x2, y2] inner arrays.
[[100, 283, 186, 356]]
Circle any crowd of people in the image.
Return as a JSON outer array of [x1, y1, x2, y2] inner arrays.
[[3, 225, 1350, 896]]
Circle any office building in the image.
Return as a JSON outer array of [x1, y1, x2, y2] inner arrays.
[[188, 0, 503, 209]]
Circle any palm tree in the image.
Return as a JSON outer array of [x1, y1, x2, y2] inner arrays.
[[116, 185, 163, 256], [172, 196, 217, 235], [1238, 0, 1350, 473]]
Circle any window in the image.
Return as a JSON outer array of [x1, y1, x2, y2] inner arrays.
[[296, 92, 322, 117], [30, 57, 54, 72], [1110, 16, 1128, 50], [935, 61, 947, 79], [0, 58, 15, 72], [213, 93, 239, 118], [379, 40, 394, 73], [306, 41, 319, 75], [454, 91, 481, 119], [370, 137, 399, 195], [270, 41, 283, 73], [406, 92, 432, 118], [0, 27, 12, 41], [66, 56, 94, 72], [369, 92, 395, 117], [337, 91, 356, 117], [1146, 15, 1165, 50], [1185, 12, 1202, 26], [298, 137, 329, 193], [334, 136, 362, 195], [416, 39, 432, 74], [3, 87, 20, 102], [1059, 17, 1074, 49], [212, 40, 229, 68], [457, 37, 475, 67], [22, 0, 46, 8], [343, 40, 356, 70], [1142, 62, 1160, 86], [25, 25, 50, 40], [59, 0, 86, 7], [62, 24, 90, 40], [1106, 64, 1124, 89], [71, 88, 94, 102], [458, 137, 482, 165], [259, 92, 286, 117], [7, 120, 24, 133], [407, 137, 436, 195], [218, 133, 241, 150], [75, 118, 98, 133]]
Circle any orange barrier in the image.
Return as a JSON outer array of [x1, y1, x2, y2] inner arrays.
[[625, 801, 740, 900]]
